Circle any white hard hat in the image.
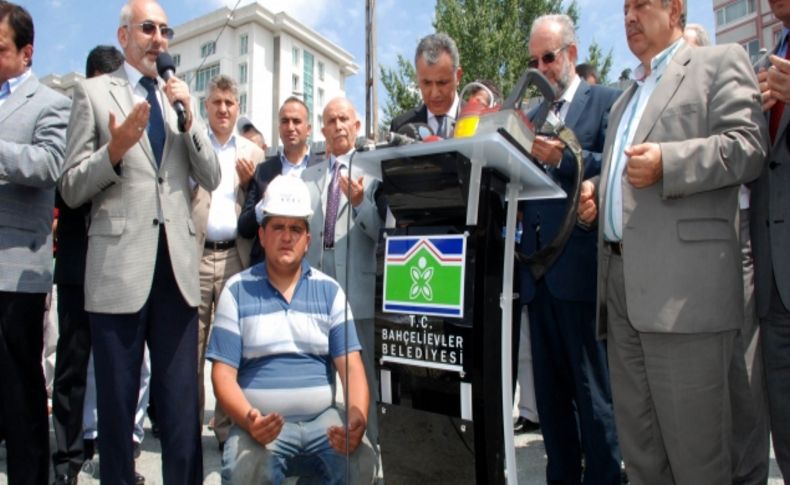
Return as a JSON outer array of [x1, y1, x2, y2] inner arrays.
[[255, 175, 314, 224]]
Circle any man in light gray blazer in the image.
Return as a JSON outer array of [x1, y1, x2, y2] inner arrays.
[[59, 0, 219, 483], [0, 3, 70, 483], [753, 0, 790, 479], [577, 0, 767, 483], [302, 97, 383, 475]]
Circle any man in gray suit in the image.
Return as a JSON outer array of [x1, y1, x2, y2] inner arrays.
[[753, 0, 790, 479], [302, 97, 383, 476], [59, 0, 219, 483], [578, 0, 767, 483], [0, 2, 70, 483]]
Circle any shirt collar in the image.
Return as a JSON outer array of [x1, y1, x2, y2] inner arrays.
[[329, 149, 354, 170], [208, 127, 237, 150], [428, 92, 460, 122], [632, 38, 685, 84], [0, 69, 31, 100], [558, 74, 581, 105], [280, 149, 310, 169], [123, 61, 154, 90]]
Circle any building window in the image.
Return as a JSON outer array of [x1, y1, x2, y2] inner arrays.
[[195, 63, 220, 92], [292, 47, 299, 66], [239, 63, 248, 85], [172, 54, 181, 67], [199, 96, 207, 120], [742, 39, 761, 64], [318, 88, 325, 108], [292, 74, 300, 93], [318, 61, 325, 81], [715, 0, 755, 27], [200, 40, 216, 58], [239, 93, 247, 114], [240, 34, 248, 55]]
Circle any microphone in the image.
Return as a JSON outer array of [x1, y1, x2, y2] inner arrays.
[[386, 131, 419, 146], [156, 52, 187, 132], [753, 48, 770, 72]]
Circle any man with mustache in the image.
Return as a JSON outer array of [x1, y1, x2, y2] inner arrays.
[[59, 0, 220, 482], [577, 0, 767, 482]]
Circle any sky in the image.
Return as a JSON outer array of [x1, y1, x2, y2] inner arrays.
[[27, 0, 716, 124]]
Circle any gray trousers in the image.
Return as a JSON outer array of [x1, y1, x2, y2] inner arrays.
[[730, 207, 770, 484], [605, 250, 735, 485]]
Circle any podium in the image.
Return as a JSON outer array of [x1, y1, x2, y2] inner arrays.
[[354, 131, 565, 484]]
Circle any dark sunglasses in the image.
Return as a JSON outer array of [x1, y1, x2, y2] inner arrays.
[[528, 46, 568, 69], [129, 21, 175, 40]]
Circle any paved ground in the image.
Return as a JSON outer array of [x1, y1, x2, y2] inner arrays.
[[0, 362, 785, 484]]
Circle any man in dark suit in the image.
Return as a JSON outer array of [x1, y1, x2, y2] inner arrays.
[[519, 14, 622, 484], [238, 96, 314, 267], [389, 33, 462, 138], [0, 3, 70, 484], [58, 0, 220, 483], [50, 44, 125, 485], [753, 0, 790, 478]]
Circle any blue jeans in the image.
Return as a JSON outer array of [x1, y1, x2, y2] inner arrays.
[[221, 407, 375, 485]]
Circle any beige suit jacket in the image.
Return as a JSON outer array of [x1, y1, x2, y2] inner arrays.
[[190, 135, 264, 269], [59, 67, 220, 313], [595, 43, 768, 336]]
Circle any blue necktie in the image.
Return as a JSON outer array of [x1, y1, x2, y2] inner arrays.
[[140, 76, 165, 167]]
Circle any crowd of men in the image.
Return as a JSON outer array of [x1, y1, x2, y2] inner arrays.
[[2, 0, 790, 483]]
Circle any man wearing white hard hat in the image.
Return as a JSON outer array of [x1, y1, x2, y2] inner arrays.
[[206, 175, 375, 483]]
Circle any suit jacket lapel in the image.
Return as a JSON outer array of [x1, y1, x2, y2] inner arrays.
[[0, 74, 36, 124], [631, 44, 690, 145], [109, 68, 156, 167], [564, 80, 590, 130]]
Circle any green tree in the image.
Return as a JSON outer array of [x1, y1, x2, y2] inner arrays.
[[584, 40, 613, 85], [380, 55, 420, 131]]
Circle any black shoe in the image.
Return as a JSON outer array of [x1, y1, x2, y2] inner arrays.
[[52, 475, 76, 485], [83, 438, 95, 461], [133, 441, 141, 459], [513, 416, 540, 434], [135, 471, 145, 484]]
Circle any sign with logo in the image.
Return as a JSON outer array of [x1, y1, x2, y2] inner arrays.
[[382, 235, 466, 319]]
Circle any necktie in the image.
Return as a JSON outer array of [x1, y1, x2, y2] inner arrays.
[[770, 37, 790, 142], [435, 115, 447, 138], [140, 76, 165, 167], [323, 161, 342, 248], [552, 100, 565, 117]]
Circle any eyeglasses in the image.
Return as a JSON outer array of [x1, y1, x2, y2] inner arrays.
[[128, 21, 174, 40], [528, 46, 568, 69]]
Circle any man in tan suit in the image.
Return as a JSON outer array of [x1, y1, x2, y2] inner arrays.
[[577, 0, 767, 483], [59, 0, 220, 482], [191, 74, 264, 446]]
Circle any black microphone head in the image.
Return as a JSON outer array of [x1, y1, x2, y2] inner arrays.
[[396, 123, 420, 140], [156, 52, 176, 78]]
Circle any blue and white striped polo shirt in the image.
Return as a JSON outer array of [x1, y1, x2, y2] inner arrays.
[[206, 260, 361, 422]]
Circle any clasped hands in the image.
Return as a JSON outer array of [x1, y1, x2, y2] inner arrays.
[[246, 407, 367, 454]]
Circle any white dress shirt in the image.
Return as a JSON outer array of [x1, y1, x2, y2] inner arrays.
[[206, 130, 239, 242]]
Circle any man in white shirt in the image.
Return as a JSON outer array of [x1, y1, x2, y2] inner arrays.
[[190, 74, 264, 446]]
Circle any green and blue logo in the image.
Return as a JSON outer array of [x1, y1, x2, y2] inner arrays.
[[383, 235, 466, 318]]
